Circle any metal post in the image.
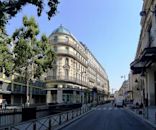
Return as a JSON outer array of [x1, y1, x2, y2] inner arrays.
[[59, 114, 62, 125], [33, 121, 36, 130], [49, 118, 51, 130], [67, 112, 68, 121]]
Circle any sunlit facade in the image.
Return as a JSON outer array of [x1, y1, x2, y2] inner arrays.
[[130, 0, 156, 106], [46, 25, 109, 104]]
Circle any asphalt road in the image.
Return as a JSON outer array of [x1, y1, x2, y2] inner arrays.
[[60, 103, 155, 130]]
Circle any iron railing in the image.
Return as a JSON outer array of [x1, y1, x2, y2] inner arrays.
[[46, 76, 88, 87], [0, 105, 91, 130]]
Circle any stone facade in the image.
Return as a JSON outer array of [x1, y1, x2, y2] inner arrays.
[[45, 25, 109, 104], [131, 0, 156, 106]]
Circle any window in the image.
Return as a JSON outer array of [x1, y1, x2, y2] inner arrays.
[[54, 36, 58, 42], [65, 36, 69, 43], [66, 46, 69, 53], [54, 46, 57, 52], [52, 69, 57, 79], [65, 69, 69, 79], [65, 58, 69, 65]]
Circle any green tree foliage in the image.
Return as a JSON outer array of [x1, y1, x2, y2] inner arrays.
[[0, 0, 59, 32], [13, 16, 55, 79], [0, 31, 14, 76], [0, 0, 59, 78], [12, 16, 55, 104]]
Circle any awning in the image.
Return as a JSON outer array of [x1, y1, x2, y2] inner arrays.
[[141, 47, 156, 62], [130, 47, 156, 74], [130, 59, 146, 74]]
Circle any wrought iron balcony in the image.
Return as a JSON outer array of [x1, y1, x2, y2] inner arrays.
[[51, 37, 88, 60], [56, 50, 88, 67], [46, 76, 89, 88]]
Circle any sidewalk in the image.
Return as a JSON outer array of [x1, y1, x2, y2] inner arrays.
[[127, 106, 156, 128], [146, 106, 156, 124]]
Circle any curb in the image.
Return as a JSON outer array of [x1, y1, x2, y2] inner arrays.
[[54, 108, 94, 130], [125, 108, 156, 129]]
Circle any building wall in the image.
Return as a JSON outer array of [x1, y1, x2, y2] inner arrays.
[[46, 26, 109, 104], [131, 0, 156, 106]]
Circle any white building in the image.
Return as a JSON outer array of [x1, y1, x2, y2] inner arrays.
[[45, 25, 109, 104]]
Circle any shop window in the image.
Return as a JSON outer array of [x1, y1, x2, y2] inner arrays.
[[54, 85, 58, 88]]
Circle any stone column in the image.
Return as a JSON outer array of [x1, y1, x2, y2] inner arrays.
[[46, 90, 52, 103], [57, 84, 63, 103]]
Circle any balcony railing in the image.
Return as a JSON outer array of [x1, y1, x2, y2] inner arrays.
[[56, 50, 88, 67], [46, 76, 88, 87], [52, 37, 88, 60]]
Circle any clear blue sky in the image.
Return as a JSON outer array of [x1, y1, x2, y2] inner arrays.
[[6, 0, 143, 92]]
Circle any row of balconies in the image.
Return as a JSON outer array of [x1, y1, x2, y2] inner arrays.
[[56, 50, 88, 67], [51, 37, 88, 60], [45, 75, 107, 92], [52, 37, 108, 82]]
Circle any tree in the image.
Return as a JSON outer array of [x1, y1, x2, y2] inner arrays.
[[0, 30, 14, 76], [12, 16, 55, 105], [0, 0, 59, 78], [0, 0, 59, 32]]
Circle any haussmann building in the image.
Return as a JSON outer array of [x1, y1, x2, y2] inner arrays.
[[45, 25, 109, 104]]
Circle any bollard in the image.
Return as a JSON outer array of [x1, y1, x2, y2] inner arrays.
[[59, 114, 62, 125], [49, 118, 51, 130], [72, 110, 73, 119], [33, 121, 36, 130], [155, 112, 156, 124], [67, 112, 68, 121]]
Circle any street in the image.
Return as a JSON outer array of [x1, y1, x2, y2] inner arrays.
[[60, 103, 155, 130]]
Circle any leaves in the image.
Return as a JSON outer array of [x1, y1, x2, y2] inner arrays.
[[0, 0, 59, 31], [12, 16, 55, 80]]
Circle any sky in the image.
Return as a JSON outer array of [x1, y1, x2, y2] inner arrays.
[[6, 0, 143, 92]]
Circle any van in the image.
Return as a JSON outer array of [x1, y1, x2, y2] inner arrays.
[[114, 97, 124, 107]]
